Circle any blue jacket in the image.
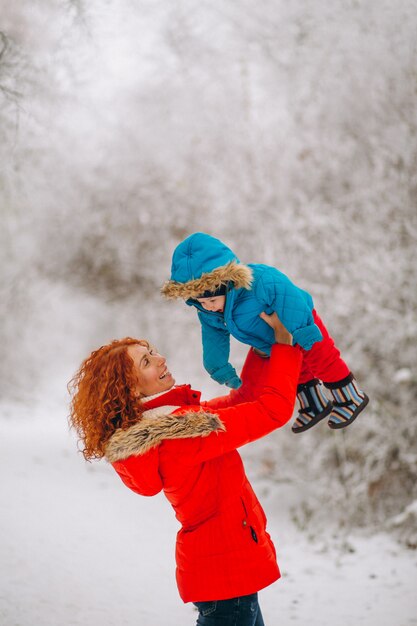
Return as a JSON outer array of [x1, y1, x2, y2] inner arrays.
[[162, 232, 322, 388]]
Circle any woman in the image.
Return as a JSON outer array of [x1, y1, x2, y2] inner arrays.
[[68, 312, 301, 626]]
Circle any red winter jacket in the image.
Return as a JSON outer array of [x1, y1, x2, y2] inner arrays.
[[105, 344, 301, 602]]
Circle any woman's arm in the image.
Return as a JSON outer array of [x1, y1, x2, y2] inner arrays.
[[182, 313, 300, 464], [202, 347, 269, 409]]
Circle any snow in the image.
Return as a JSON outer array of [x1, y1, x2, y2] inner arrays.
[[394, 369, 413, 384], [1, 399, 416, 626]]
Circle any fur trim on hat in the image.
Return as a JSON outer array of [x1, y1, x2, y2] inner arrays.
[[104, 409, 225, 462], [161, 261, 253, 300]]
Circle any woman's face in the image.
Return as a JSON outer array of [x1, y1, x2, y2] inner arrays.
[[127, 344, 175, 397]]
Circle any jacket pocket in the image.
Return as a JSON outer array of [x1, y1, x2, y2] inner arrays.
[[241, 498, 258, 543]]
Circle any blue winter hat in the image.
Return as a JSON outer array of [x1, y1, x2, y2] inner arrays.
[[170, 232, 238, 283]]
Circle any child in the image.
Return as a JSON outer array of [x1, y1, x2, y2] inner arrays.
[[162, 232, 369, 433]]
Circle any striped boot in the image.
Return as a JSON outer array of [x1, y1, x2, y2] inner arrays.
[[292, 379, 333, 433], [325, 373, 369, 429]]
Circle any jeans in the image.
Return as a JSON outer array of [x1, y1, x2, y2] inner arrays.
[[193, 593, 265, 626]]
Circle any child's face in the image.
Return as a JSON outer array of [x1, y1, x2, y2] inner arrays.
[[196, 295, 226, 313]]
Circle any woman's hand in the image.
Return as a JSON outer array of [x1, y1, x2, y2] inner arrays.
[[259, 311, 293, 345]]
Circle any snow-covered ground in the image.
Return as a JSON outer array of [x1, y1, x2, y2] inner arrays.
[[1, 399, 416, 626]]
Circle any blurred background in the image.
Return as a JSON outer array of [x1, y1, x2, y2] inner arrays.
[[1, 0, 416, 544]]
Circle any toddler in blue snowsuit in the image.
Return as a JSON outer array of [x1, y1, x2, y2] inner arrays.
[[162, 232, 368, 432]]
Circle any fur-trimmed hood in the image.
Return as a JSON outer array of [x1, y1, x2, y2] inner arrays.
[[161, 232, 253, 300], [105, 407, 225, 463], [162, 261, 253, 300]]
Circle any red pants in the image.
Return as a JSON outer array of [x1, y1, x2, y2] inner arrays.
[[298, 310, 350, 385]]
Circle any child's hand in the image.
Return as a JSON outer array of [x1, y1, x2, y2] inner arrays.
[[259, 311, 293, 346], [225, 374, 242, 389]]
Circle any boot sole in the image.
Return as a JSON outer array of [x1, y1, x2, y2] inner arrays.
[[328, 394, 369, 430], [292, 403, 333, 434]]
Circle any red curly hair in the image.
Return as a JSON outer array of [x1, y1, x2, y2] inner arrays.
[[68, 337, 149, 461]]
